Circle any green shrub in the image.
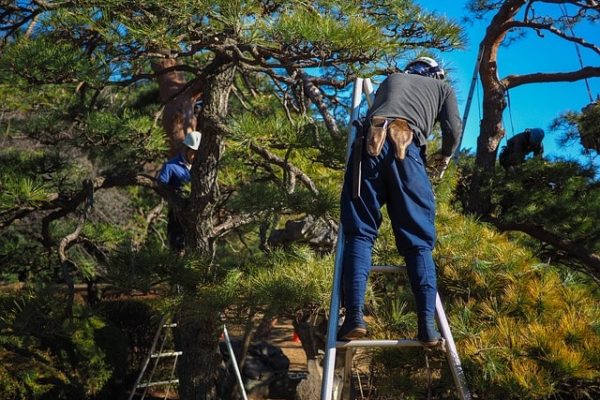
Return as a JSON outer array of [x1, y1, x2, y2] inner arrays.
[[0, 290, 117, 399], [368, 196, 600, 399]]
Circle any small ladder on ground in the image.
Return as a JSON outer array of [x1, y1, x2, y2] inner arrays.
[[320, 78, 472, 400], [128, 315, 181, 400]]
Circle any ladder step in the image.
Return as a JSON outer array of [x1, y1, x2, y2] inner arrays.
[[151, 351, 183, 358], [371, 265, 403, 273], [336, 339, 425, 349], [136, 379, 179, 388], [163, 323, 178, 328]]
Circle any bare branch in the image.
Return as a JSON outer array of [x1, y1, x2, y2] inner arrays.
[[536, 0, 599, 10], [132, 200, 165, 251], [109, 64, 200, 86], [503, 65, 600, 88], [212, 212, 266, 238], [24, 12, 39, 38], [295, 69, 342, 140], [505, 20, 600, 54], [249, 142, 319, 196], [57, 214, 86, 265]]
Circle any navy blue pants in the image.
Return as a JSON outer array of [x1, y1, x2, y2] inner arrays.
[[340, 139, 439, 340], [167, 210, 185, 251]]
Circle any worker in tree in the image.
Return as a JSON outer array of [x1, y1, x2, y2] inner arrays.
[[498, 128, 545, 170], [338, 57, 462, 346], [157, 131, 202, 251]]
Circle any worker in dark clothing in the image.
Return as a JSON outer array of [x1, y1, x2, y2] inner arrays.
[[157, 131, 201, 251], [498, 128, 545, 170], [338, 57, 462, 346]]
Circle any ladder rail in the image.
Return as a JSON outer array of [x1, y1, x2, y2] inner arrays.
[[362, 79, 375, 108], [455, 44, 484, 159], [336, 339, 426, 349], [223, 324, 249, 400], [150, 351, 183, 358], [136, 379, 179, 389], [436, 294, 471, 400], [320, 78, 365, 400], [163, 353, 179, 400], [128, 315, 167, 400], [342, 349, 354, 400], [141, 324, 171, 400]]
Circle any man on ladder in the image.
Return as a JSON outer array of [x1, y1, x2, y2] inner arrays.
[[338, 57, 462, 345]]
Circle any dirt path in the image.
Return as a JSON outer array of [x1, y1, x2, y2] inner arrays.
[[267, 317, 308, 372]]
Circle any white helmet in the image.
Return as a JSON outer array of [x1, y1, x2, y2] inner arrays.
[[183, 131, 202, 150], [405, 57, 445, 80]]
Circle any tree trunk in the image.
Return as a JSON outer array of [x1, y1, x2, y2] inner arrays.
[[177, 304, 224, 400], [187, 59, 237, 254], [468, 37, 508, 215], [152, 58, 202, 156], [475, 81, 506, 171], [176, 56, 237, 400], [475, 11, 511, 173]]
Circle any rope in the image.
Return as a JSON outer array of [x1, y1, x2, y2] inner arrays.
[[559, 4, 594, 103], [505, 89, 516, 137], [476, 73, 482, 122], [455, 44, 485, 159]]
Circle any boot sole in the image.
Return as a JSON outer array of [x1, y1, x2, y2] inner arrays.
[[420, 337, 445, 348], [339, 327, 367, 341]]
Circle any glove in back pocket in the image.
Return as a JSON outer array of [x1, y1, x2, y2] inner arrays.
[[367, 116, 388, 157]]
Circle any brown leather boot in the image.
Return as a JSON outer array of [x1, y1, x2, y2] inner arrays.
[[388, 118, 413, 160], [367, 116, 388, 157]]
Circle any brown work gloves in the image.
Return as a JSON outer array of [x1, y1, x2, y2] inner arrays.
[[367, 117, 413, 161], [427, 152, 451, 180], [387, 119, 413, 161], [367, 116, 388, 157]]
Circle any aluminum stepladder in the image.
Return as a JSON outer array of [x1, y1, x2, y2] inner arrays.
[[128, 317, 249, 400], [128, 315, 181, 400], [320, 78, 472, 400]]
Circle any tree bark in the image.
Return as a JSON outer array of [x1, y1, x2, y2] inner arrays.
[[468, 2, 524, 215], [152, 58, 203, 156], [187, 58, 237, 254], [176, 303, 224, 400], [474, 0, 524, 171]]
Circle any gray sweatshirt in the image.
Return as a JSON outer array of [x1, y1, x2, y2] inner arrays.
[[367, 73, 462, 157]]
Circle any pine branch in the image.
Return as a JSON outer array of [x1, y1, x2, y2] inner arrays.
[[486, 216, 600, 279], [131, 200, 165, 251], [248, 142, 319, 196], [1, 174, 181, 231], [58, 210, 86, 318]]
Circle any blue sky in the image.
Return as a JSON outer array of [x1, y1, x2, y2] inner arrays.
[[414, 1, 600, 163]]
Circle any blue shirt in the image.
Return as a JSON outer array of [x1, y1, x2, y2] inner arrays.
[[157, 153, 191, 189]]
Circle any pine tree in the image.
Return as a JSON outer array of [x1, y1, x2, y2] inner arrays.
[[0, 1, 463, 397]]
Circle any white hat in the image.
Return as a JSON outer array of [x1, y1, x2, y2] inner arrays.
[[405, 56, 445, 80], [183, 131, 202, 150]]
